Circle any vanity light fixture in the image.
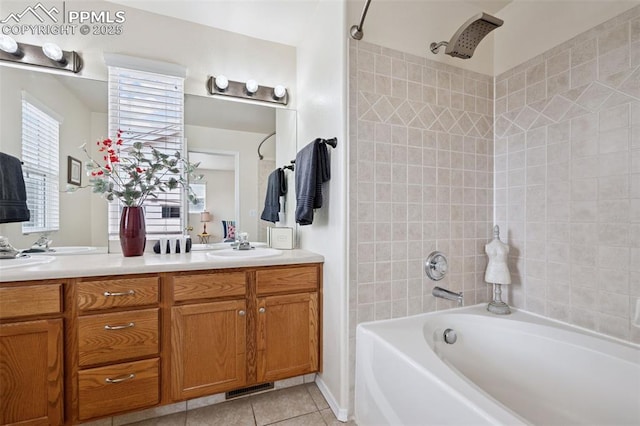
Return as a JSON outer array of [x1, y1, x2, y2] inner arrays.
[[214, 75, 229, 91], [0, 35, 22, 57], [207, 76, 288, 105], [0, 38, 82, 73], [42, 43, 66, 64], [273, 85, 287, 100], [245, 79, 259, 95]]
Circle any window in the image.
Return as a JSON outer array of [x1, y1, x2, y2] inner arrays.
[[21, 94, 60, 234], [188, 183, 206, 214], [107, 66, 185, 237]]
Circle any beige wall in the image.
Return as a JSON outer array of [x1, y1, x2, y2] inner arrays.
[[185, 125, 273, 242], [0, 0, 297, 102], [494, 0, 640, 75], [348, 37, 495, 412], [495, 5, 640, 342], [187, 169, 235, 242], [0, 68, 97, 249]]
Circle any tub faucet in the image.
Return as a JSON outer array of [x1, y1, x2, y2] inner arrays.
[[432, 286, 463, 306]]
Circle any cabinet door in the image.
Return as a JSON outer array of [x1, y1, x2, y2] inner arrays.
[[171, 300, 247, 401], [0, 319, 63, 426], [256, 293, 319, 383]]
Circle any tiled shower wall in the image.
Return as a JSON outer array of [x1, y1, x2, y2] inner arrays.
[[495, 6, 640, 342], [348, 41, 495, 332]]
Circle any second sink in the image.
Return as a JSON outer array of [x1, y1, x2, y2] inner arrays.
[[206, 247, 283, 259]]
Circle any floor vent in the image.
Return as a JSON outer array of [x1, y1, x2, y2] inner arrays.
[[225, 382, 274, 399]]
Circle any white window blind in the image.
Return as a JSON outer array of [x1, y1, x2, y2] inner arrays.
[[107, 66, 185, 237], [21, 96, 60, 234]]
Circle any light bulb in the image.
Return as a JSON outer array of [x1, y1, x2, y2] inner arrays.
[[245, 79, 258, 94], [273, 85, 286, 99], [215, 75, 228, 91], [0, 35, 20, 55], [42, 42, 64, 62]]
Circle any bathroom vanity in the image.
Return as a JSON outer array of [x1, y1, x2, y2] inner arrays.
[[0, 251, 323, 425]]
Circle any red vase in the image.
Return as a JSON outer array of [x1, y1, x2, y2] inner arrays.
[[119, 206, 146, 257]]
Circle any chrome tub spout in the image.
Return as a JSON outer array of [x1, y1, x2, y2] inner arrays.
[[432, 286, 463, 306]]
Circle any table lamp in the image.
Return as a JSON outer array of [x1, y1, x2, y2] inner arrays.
[[200, 211, 212, 235], [485, 225, 511, 315]]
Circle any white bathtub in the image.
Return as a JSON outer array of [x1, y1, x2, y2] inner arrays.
[[355, 305, 640, 425]]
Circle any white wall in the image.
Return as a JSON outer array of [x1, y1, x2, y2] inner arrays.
[[494, 0, 640, 75], [296, 0, 350, 421], [188, 169, 235, 242], [0, 68, 96, 249], [186, 125, 272, 241], [346, 0, 497, 75], [0, 0, 297, 102]]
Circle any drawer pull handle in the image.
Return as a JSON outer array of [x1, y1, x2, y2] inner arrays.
[[105, 373, 135, 384], [259, 307, 266, 313], [238, 310, 246, 316], [104, 322, 135, 330], [103, 290, 135, 297]]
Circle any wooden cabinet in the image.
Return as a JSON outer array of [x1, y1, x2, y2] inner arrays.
[[169, 264, 321, 402], [1, 261, 321, 424], [78, 358, 159, 421], [171, 300, 247, 400], [0, 283, 64, 426], [255, 266, 320, 383], [256, 293, 319, 382], [74, 275, 160, 421]]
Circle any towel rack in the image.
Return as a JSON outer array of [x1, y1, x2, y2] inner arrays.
[[283, 159, 295, 171], [323, 137, 338, 148]]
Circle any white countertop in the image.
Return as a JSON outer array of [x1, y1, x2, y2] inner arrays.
[[0, 249, 324, 283]]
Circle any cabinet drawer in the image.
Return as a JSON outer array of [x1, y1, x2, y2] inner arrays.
[[0, 284, 62, 319], [256, 266, 318, 295], [77, 276, 159, 311], [78, 308, 159, 366], [173, 272, 246, 302], [78, 358, 159, 420]]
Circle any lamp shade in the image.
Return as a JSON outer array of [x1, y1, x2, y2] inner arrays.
[[484, 225, 511, 285], [200, 211, 212, 223]]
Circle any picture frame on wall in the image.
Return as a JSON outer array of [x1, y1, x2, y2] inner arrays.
[[67, 156, 82, 186]]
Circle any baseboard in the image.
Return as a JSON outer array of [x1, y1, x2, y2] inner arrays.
[[315, 376, 349, 422]]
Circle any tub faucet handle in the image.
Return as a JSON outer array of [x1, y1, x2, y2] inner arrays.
[[425, 251, 448, 281]]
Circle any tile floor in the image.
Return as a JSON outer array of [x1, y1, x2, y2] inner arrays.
[[125, 383, 356, 426]]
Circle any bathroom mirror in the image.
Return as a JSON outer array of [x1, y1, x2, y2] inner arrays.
[[0, 65, 296, 248]]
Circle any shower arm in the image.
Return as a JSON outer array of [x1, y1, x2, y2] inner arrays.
[[257, 132, 276, 160], [430, 41, 449, 54], [350, 0, 372, 40]]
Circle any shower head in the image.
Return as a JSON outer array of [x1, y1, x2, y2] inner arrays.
[[430, 12, 503, 59]]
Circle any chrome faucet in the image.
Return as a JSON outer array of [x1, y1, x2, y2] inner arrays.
[[31, 233, 53, 251], [235, 232, 253, 251], [432, 286, 463, 306], [0, 236, 20, 259]]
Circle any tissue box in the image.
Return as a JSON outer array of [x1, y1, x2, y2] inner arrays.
[[269, 227, 294, 249]]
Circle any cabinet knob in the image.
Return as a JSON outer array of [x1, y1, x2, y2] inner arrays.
[[259, 307, 266, 313], [238, 310, 246, 316]]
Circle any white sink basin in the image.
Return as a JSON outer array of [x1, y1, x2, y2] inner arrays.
[[29, 246, 98, 255], [206, 247, 282, 259], [192, 242, 268, 251], [0, 255, 55, 270]]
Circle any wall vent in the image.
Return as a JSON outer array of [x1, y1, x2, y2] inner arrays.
[[225, 382, 274, 399]]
